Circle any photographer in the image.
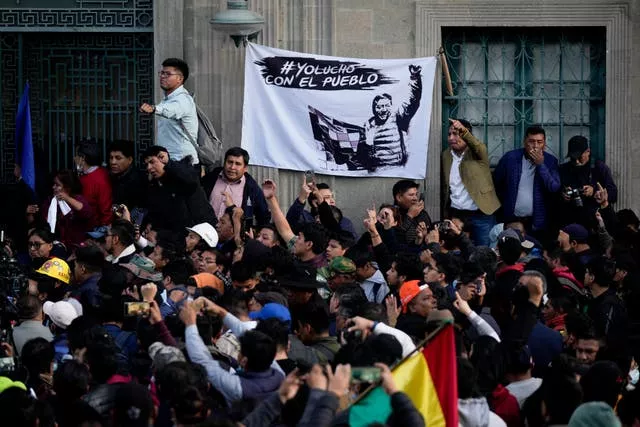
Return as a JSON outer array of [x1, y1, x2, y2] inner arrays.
[[559, 136, 617, 228]]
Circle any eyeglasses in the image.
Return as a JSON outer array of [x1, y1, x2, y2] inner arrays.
[[28, 241, 43, 249], [424, 264, 440, 273], [158, 71, 182, 78]]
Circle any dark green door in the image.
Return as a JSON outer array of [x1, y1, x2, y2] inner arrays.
[[442, 27, 606, 166], [0, 33, 153, 183]]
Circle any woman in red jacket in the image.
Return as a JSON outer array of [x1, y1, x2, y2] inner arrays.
[[45, 170, 95, 248]]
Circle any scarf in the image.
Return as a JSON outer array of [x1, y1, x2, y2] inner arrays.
[[47, 198, 71, 233]]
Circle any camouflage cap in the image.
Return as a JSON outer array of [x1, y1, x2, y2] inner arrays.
[[328, 256, 356, 275]]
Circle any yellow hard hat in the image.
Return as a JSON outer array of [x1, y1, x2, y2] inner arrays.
[[36, 257, 71, 285]]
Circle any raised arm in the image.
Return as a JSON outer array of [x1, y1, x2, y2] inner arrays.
[[262, 180, 295, 243]]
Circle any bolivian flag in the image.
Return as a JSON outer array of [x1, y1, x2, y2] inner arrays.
[[349, 323, 458, 427]]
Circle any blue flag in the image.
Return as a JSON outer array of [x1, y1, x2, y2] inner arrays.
[[16, 82, 35, 192]]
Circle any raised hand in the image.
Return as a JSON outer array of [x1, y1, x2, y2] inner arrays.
[[374, 363, 398, 395], [385, 295, 400, 327], [278, 369, 302, 404], [262, 179, 276, 200], [327, 364, 352, 398], [448, 118, 468, 134], [298, 175, 313, 203]]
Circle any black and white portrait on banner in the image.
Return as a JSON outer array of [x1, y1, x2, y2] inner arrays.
[[241, 43, 436, 179]]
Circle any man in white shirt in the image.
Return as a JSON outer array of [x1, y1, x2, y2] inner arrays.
[[441, 119, 500, 246], [140, 58, 198, 164]]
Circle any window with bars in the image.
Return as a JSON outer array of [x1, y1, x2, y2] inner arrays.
[[442, 27, 606, 166]]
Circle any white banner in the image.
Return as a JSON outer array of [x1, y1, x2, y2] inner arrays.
[[241, 44, 437, 179]]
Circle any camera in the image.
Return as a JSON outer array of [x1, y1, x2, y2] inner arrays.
[[437, 221, 450, 235], [564, 188, 585, 207]]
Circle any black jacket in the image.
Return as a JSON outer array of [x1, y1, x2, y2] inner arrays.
[[587, 287, 629, 367], [201, 167, 271, 227], [146, 160, 216, 231], [110, 166, 147, 210]]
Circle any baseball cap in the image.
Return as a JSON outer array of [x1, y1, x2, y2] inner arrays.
[[87, 225, 109, 239], [249, 303, 291, 323], [562, 224, 589, 244], [488, 223, 505, 249], [190, 273, 224, 294], [43, 300, 79, 329], [254, 291, 289, 307], [186, 222, 218, 248], [148, 342, 186, 372], [36, 257, 71, 284], [65, 298, 84, 317], [566, 135, 589, 160], [399, 280, 429, 313], [328, 256, 356, 275], [113, 382, 153, 427], [120, 254, 163, 282], [497, 228, 534, 250], [277, 264, 322, 289]]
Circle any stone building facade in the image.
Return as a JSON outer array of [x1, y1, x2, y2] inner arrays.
[[2, 1, 638, 230], [158, 0, 640, 230]]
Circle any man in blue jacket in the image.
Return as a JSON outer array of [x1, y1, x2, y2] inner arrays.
[[202, 147, 270, 227], [493, 126, 561, 235]]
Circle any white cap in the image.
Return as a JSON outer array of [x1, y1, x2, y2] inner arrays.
[[186, 222, 218, 248], [64, 298, 84, 317], [43, 300, 79, 329]]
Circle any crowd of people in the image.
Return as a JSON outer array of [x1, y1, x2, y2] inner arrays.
[[0, 57, 639, 427]]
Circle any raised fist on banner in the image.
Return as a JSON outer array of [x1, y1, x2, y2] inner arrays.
[[409, 64, 422, 79]]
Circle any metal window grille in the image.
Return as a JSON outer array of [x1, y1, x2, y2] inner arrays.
[[442, 27, 605, 166]]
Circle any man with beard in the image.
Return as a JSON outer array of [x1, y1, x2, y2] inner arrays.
[[493, 126, 561, 236]]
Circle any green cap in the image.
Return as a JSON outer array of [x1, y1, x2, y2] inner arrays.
[[328, 256, 356, 274]]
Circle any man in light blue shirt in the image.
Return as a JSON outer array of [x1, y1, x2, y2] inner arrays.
[[140, 58, 198, 164]]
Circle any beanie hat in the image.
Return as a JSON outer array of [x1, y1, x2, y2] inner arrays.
[[568, 402, 621, 427]]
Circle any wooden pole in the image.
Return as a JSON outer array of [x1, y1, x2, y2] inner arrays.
[[439, 46, 454, 97]]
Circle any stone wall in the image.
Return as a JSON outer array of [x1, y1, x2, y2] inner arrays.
[[154, 0, 640, 231]]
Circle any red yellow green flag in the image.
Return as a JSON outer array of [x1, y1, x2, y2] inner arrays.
[[349, 323, 458, 427]]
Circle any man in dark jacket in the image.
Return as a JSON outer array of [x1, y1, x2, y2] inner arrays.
[[584, 256, 629, 372], [202, 147, 270, 227], [493, 126, 561, 234], [144, 146, 216, 232], [108, 140, 146, 216], [558, 135, 617, 228]]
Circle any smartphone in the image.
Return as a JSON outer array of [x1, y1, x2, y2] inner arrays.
[[419, 191, 425, 202], [124, 301, 150, 317], [304, 170, 315, 183], [351, 367, 382, 384], [0, 357, 15, 372], [474, 279, 483, 293]]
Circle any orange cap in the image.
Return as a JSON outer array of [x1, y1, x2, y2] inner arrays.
[[399, 280, 429, 313], [191, 273, 224, 295]]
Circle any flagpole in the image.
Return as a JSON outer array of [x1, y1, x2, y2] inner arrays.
[[439, 47, 454, 97], [348, 318, 453, 407]]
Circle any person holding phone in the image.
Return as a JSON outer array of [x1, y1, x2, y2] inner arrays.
[[391, 179, 432, 247], [286, 173, 357, 239]]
